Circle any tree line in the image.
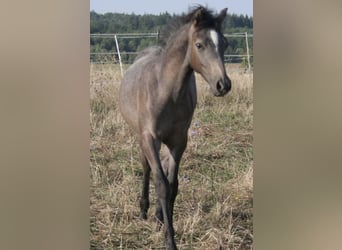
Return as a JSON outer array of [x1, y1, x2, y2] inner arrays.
[[90, 11, 253, 63]]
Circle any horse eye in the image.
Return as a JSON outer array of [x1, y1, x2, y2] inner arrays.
[[195, 42, 203, 49]]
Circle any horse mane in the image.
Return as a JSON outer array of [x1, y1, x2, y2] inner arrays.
[[160, 5, 217, 48]]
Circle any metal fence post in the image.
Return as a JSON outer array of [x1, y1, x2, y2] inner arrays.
[[245, 32, 251, 71], [156, 29, 160, 43], [114, 34, 124, 77]]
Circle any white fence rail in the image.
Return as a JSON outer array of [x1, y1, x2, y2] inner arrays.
[[90, 32, 253, 74]]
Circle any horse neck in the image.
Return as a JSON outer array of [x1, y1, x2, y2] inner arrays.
[[159, 24, 194, 102]]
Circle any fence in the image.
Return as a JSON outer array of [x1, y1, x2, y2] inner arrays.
[[90, 32, 253, 75]]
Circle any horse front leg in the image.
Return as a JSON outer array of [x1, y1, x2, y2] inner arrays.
[[166, 134, 187, 219], [155, 134, 187, 227], [140, 132, 177, 250], [155, 155, 170, 224]]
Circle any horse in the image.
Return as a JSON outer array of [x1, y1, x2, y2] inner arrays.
[[119, 6, 231, 250]]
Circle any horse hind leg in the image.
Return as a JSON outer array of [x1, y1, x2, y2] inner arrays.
[[139, 147, 151, 220]]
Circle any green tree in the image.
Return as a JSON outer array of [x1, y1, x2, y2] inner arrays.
[[90, 11, 253, 63]]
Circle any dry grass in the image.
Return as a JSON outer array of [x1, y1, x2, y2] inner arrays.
[[90, 63, 253, 249]]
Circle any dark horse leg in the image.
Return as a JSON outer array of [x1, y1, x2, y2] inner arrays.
[[140, 132, 177, 250], [156, 134, 188, 227], [154, 155, 168, 223], [139, 145, 151, 220]]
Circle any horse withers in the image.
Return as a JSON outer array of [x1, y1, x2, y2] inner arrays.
[[119, 6, 231, 250]]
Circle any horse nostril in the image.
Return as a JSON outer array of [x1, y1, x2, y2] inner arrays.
[[216, 80, 224, 91]]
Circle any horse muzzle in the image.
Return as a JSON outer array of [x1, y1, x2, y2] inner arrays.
[[214, 76, 231, 96]]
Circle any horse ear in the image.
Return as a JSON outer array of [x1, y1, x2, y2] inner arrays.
[[216, 8, 228, 29], [192, 6, 205, 26]]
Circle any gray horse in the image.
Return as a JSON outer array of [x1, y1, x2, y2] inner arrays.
[[119, 6, 231, 250]]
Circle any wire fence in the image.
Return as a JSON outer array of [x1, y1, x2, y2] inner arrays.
[[90, 32, 253, 73]]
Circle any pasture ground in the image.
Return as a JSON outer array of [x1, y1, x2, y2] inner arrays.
[[90, 64, 253, 249]]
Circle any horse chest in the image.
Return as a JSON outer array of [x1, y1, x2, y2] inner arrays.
[[155, 103, 193, 138]]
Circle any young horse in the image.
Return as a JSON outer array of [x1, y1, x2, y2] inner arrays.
[[119, 6, 231, 250]]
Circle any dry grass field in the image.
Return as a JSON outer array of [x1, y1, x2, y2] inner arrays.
[[90, 63, 253, 249]]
